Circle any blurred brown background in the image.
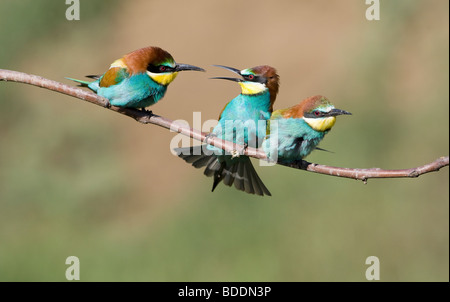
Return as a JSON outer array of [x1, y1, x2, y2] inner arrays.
[[0, 0, 448, 281]]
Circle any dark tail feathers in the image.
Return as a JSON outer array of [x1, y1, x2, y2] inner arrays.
[[175, 146, 271, 196]]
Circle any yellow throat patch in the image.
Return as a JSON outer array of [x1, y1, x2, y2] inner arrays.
[[147, 71, 179, 86], [239, 82, 267, 95], [303, 116, 336, 132]]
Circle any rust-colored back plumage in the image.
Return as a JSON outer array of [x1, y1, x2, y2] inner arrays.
[[251, 65, 279, 113], [123, 46, 174, 75], [282, 95, 329, 118]]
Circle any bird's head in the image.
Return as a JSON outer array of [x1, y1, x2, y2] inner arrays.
[[211, 65, 280, 112], [283, 95, 351, 132], [118, 46, 204, 86]]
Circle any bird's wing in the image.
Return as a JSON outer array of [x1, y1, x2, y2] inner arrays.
[[99, 67, 129, 88], [270, 108, 288, 119], [266, 109, 288, 134]]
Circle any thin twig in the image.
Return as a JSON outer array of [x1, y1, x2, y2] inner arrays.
[[1, 68, 448, 182]]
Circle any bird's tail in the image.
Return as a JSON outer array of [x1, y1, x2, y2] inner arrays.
[[65, 77, 92, 87], [175, 146, 271, 196]]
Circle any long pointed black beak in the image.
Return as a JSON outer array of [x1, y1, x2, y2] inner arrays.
[[175, 63, 205, 72], [328, 108, 352, 116], [213, 65, 242, 75], [210, 76, 243, 82]]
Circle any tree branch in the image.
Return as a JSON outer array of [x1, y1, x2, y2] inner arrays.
[[1, 69, 448, 183]]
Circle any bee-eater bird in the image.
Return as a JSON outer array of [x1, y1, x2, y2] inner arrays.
[[176, 65, 280, 196], [66, 46, 204, 109], [262, 95, 351, 164]]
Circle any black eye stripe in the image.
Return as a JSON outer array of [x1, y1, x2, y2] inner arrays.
[[147, 64, 174, 73], [305, 110, 328, 118], [243, 74, 266, 84]]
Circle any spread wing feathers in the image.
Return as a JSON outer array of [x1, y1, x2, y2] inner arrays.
[[99, 67, 129, 88], [211, 158, 271, 196], [175, 146, 271, 196], [175, 146, 216, 168]]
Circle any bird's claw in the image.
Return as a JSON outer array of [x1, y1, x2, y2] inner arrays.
[[231, 143, 248, 158], [204, 133, 217, 144], [140, 108, 153, 115]]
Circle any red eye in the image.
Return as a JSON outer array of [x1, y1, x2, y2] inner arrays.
[[247, 74, 254, 80], [314, 111, 321, 116], [159, 66, 166, 72]]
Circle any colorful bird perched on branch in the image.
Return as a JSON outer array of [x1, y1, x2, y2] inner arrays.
[[263, 95, 351, 164], [66, 46, 204, 109], [176, 65, 280, 196]]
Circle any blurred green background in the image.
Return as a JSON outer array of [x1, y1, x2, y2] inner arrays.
[[0, 0, 448, 281]]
